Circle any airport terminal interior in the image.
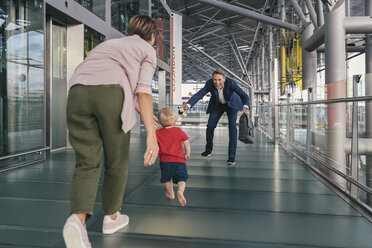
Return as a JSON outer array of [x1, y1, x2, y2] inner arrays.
[[1, 0, 372, 247]]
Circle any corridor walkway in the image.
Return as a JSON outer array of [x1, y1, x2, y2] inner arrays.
[[1, 127, 372, 247]]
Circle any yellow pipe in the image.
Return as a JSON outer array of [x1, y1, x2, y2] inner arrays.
[[281, 29, 286, 94], [297, 34, 302, 91]]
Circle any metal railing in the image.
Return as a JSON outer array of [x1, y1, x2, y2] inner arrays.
[[255, 95, 372, 215]]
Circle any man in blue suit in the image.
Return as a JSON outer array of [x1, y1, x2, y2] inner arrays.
[[183, 70, 250, 165]]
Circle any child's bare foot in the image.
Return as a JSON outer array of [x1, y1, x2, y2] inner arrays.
[[177, 191, 186, 207], [165, 191, 175, 199]]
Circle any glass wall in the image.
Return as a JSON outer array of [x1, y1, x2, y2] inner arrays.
[[0, 0, 44, 168], [74, 0, 105, 20], [84, 25, 105, 57], [111, 0, 149, 35], [152, 71, 159, 113]]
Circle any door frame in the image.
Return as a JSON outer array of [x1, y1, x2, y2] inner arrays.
[[46, 16, 68, 152]]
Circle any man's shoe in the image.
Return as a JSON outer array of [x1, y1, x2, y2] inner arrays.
[[201, 151, 212, 158], [227, 158, 235, 166], [63, 214, 92, 248], [102, 212, 129, 234]]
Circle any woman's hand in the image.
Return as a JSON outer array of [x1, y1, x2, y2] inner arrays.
[[137, 93, 159, 166], [144, 134, 159, 166], [153, 115, 159, 128]]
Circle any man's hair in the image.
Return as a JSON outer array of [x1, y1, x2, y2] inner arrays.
[[158, 107, 178, 127], [128, 15, 157, 42], [212, 69, 226, 78]]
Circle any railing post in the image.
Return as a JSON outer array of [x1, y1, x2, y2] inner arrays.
[[287, 93, 291, 147], [350, 75, 360, 197], [306, 88, 313, 165]]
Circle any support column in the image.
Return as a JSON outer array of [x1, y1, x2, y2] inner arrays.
[[365, 0, 372, 205], [302, 23, 317, 90], [261, 41, 265, 90], [269, 27, 279, 141], [280, 0, 286, 96], [255, 57, 259, 90], [306, 89, 313, 164], [324, 1, 347, 185], [158, 70, 166, 108]]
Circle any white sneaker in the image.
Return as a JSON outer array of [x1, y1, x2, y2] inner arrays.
[[63, 214, 92, 248], [102, 212, 129, 234]]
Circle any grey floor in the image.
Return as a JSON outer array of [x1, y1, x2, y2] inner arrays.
[[1, 126, 372, 247]]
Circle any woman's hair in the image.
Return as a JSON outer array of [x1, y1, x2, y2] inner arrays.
[[212, 69, 226, 78], [128, 14, 157, 42], [158, 107, 178, 127]]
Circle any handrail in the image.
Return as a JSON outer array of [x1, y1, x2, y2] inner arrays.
[[280, 138, 372, 195], [276, 96, 372, 107], [0, 147, 50, 161]]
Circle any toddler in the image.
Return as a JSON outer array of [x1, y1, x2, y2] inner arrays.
[[156, 107, 190, 206]]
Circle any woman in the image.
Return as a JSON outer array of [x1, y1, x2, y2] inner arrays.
[[63, 15, 159, 248]]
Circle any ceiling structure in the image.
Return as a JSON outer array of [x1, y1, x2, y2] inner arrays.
[[166, 0, 278, 86], [163, 0, 366, 87]]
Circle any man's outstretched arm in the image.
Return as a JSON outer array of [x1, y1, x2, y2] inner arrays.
[[184, 83, 210, 110]]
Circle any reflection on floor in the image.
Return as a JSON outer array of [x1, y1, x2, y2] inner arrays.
[[1, 126, 372, 247]]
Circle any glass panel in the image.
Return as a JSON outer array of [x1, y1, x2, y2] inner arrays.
[[75, 0, 105, 20], [311, 102, 349, 188], [166, 71, 171, 106], [111, 0, 149, 35], [293, 105, 307, 148], [0, 0, 44, 169], [51, 23, 67, 150], [152, 69, 159, 113], [278, 105, 287, 139], [84, 25, 105, 58], [359, 72, 372, 207]]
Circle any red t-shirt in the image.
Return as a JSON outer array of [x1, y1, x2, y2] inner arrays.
[[156, 127, 189, 163]]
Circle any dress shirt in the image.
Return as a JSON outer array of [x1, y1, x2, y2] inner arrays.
[[217, 87, 226, 104]]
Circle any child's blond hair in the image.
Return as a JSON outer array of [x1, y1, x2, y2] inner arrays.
[[158, 107, 178, 127]]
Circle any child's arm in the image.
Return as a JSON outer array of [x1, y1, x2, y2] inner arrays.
[[183, 139, 191, 159]]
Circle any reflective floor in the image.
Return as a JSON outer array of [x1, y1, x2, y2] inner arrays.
[[1, 126, 372, 247]]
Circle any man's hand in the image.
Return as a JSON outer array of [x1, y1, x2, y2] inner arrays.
[[183, 105, 189, 110], [242, 106, 249, 115]]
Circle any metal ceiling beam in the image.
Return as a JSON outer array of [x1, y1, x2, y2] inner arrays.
[[230, 30, 249, 76], [197, 13, 257, 30], [229, 41, 246, 75], [316, 0, 325, 26], [194, 0, 302, 33], [185, 60, 212, 78], [189, 27, 224, 42], [305, 0, 318, 28], [288, 0, 308, 25], [187, 10, 222, 42], [159, 0, 172, 15], [244, 0, 269, 66], [187, 41, 252, 88], [184, 51, 217, 72]]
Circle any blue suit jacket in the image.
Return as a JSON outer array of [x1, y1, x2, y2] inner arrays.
[[187, 77, 250, 114]]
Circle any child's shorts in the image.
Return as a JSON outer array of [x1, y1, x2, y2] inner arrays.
[[160, 162, 188, 184]]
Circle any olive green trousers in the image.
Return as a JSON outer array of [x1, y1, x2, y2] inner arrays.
[[66, 84, 130, 218]]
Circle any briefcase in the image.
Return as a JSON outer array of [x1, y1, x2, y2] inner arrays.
[[238, 114, 254, 144]]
